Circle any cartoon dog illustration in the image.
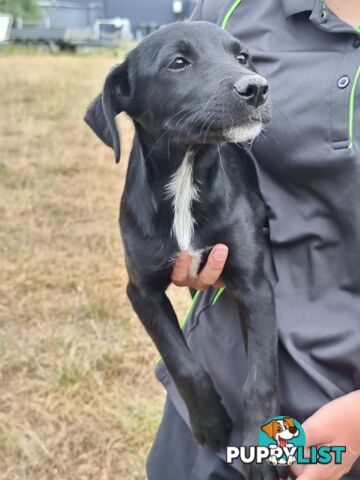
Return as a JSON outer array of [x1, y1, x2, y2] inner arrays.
[[261, 417, 300, 465]]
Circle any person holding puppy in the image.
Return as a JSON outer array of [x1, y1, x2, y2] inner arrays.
[[147, 1, 360, 479]]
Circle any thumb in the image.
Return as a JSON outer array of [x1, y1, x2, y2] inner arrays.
[[301, 415, 331, 448], [297, 467, 323, 480], [290, 462, 304, 477], [296, 462, 344, 480]]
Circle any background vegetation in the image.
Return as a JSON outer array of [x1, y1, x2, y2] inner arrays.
[[0, 50, 188, 480], [0, 0, 41, 22]]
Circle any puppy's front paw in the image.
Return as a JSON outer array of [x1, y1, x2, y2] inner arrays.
[[190, 401, 232, 452]]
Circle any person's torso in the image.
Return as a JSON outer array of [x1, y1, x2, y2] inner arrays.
[[194, 0, 360, 398], [156, 2, 360, 476]]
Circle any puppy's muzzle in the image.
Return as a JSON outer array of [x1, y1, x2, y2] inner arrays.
[[234, 75, 269, 108]]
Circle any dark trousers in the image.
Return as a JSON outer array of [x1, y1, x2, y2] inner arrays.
[[147, 396, 244, 480]]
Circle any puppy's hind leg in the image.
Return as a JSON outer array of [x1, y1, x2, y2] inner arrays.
[[126, 281, 232, 452]]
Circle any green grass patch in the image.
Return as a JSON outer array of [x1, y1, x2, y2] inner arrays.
[[0, 161, 8, 175], [0, 42, 137, 58], [57, 362, 89, 388]]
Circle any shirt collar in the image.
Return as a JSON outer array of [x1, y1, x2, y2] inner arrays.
[[280, 0, 317, 18]]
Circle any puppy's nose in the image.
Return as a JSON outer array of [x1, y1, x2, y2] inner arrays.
[[289, 427, 298, 434], [234, 75, 269, 108]]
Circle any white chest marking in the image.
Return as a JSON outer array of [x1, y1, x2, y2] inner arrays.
[[188, 249, 202, 279], [224, 123, 263, 143], [165, 150, 199, 252]]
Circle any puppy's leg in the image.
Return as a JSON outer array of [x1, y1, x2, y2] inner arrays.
[[232, 276, 279, 479], [237, 276, 279, 433], [127, 281, 232, 451]]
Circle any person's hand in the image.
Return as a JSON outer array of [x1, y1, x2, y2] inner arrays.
[[171, 244, 228, 290], [290, 391, 360, 479]]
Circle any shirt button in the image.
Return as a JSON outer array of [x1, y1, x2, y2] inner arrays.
[[320, 9, 328, 22], [337, 76, 350, 89], [353, 37, 360, 48]]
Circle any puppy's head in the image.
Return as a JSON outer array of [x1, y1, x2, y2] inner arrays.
[[85, 21, 271, 163]]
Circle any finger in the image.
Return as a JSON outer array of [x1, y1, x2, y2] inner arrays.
[[290, 462, 304, 477], [194, 244, 228, 290], [302, 417, 331, 448], [171, 252, 192, 286], [189, 279, 225, 290]]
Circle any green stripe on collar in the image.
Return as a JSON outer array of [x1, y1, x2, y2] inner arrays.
[[221, 0, 243, 30]]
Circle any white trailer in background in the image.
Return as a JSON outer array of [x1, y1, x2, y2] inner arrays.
[[8, 17, 132, 52], [0, 13, 13, 43], [94, 18, 132, 42]]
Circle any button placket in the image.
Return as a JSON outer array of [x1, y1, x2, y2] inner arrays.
[[348, 61, 360, 149], [353, 37, 360, 49], [330, 54, 355, 149]]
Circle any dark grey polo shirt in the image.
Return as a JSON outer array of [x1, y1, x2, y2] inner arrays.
[[155, 0, 360, 477]]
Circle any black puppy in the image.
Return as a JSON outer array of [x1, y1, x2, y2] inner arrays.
[[85, 21, 279, 479]]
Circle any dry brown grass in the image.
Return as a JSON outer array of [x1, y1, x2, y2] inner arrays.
[[0, 53, 189, 480]]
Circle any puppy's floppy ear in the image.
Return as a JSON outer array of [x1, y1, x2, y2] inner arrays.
[[261, 420, 277, 439], [84, 60, 130, 163]]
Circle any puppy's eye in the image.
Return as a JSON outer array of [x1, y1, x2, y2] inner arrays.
[[169, 57, 191, 70], [237, 52, 249, 65]]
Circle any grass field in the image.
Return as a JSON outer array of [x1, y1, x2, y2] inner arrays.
[[0, 52, 189, 480]]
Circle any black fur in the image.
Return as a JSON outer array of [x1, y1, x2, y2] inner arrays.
[[85, 21, 279, 480]]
